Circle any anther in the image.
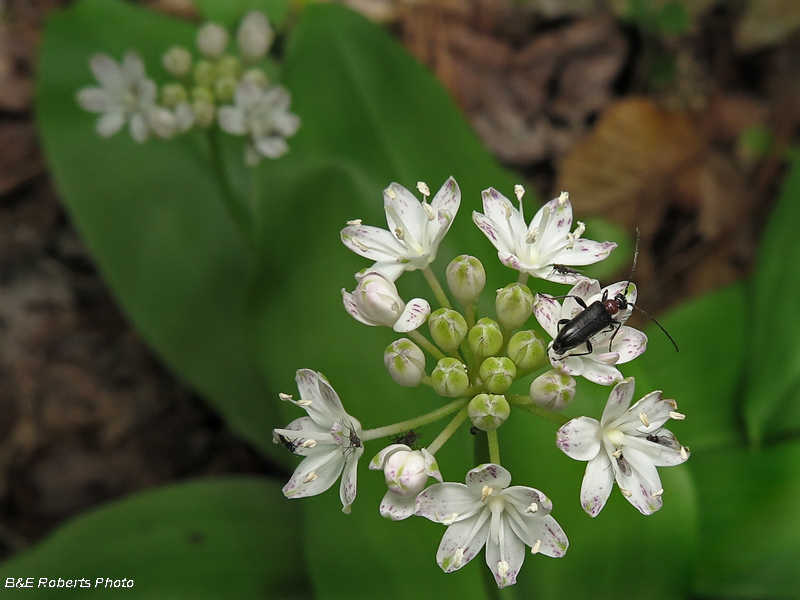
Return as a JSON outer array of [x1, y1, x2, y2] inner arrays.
[[612, 448, 623, 458], [565, 232, 575, 250], [422, 203, 435, 221], [638, 412, 650, 427], [680, 446, 689, 460], [394, 227, 405, 240], [297, 399, 313, 407], [481, 485, 493, 502], [300, 439, 317, 449], [651, 488, 664, 500], [669, 411, 686, 420], [620, 487, 632, 497], [525, 503, 538, 514], [346, 219, 362, 226], [525, 227, 539, 244], [502, 203, 513, 220], [530, 539, 542, 554], [497, 560, 509, 577], [385, 187, 397, 199], [353, 239, 369, 252], [417, 181, 430, 197], [278, 393, 293, 402], [441, 512, 459, 526], [303, 471, 318, 484], [514, 184, 525, 202], [453, 548, 465, 569], [573, 221, 586, 239], [557, 191, 569, 205]]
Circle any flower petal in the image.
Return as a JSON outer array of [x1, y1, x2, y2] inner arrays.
[[383, 183, 428, 239], [614, 447, 664, 515], [295, 369, 345, 428], [609, 326, 648, 365], [485, 514, 525, 588], [95, 111, 125, 138], [415, 483, 481, 523], [472, 210, 512, 255], [393, 298, 430, 332], [339, 447, 363, 513], [218, 106, 247, 135], [533, 294, 562, 339], [89, 53, 122, 90], [282, 449, 344, 499], [341, 225, 406, 261], [507, 512, 568, 558], [76, 87, 109, 113], [580, 451, 614, 517], [430, 177, 461, 219], [601, 377, 636, 426], [556, 416, 601, 461], [254, 135, 289, 158], [579, 359, 624, 386], [380, 490, 418, 521], [436, 514, 490, 573], [466, 463, 512, 493], [552, 239, 618, 266]]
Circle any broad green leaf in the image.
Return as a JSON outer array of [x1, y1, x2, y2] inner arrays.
[[692, 441, 800, 598], [744, 148, 800, 444], [36, 0, 280, 455], [0, 478, 309, 598], [626, 282, 747, 451]]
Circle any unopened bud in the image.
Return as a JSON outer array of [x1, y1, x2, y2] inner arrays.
[[479, 357, 517, 394], [495, 283, 534, 330], [216, 55, 242, 79], [161, 83, 188, 108], [242, 67, 269, 88], [384, 339, 425, 387], [468, 318, 503, 360], [191, 87, 215, 127], [529, 369, 576, 411], [197, 22, 229, 60], [431, 358, 470, 398], [507, 330, 547, 371], [162, 46, 192, 78], [215, 75, 238, 103], [468, 394, 510, 431], [382, 449, 430, 497], [446, 255, 486, 305], [237, 11, 274, 63], [193, 60, 217, 87], [428, 308, 468, 352]]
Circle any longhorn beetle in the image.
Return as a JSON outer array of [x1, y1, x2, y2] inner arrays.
[[549, 229, 678, 358]]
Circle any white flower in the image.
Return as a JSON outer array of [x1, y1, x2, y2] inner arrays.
[[415, 464, 568, 588], [273, 370, 364, 514], [556, 377, 689, 517], [76, 52, 176, 143], [218, 80, 300, 165], [533, 278, 647, 385], [472, 188, 616, 283], [342, 271, 430, 332], [237, 11, 274, 63], [197, 22, 229, 59], [369, 444, 442, 520], [341, 178, 461, 282]]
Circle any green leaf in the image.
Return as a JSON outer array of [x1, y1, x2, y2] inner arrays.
[[0, 478, 309, 598], [691, 441, 800, 598], [36, 0, 280, 455], [744, 148, 800, 444]]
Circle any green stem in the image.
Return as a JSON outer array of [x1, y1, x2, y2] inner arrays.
[[361, 397, 469, 442], [487, 429, 501, 465], [423, 267, 452, 309], [517, 271, 529, 286], [208, 130, 255, 249], [506, 394, 569, 426], [409, 330, 446, 361], [464, 303, 476, 329], [427, 405, 470, 455]]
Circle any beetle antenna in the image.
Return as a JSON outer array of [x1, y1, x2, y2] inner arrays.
[[633, 304, 679, 352], [623, 228, 640, 296]]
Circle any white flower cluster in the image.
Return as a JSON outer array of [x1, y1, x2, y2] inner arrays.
[[273, 178, 690, 587], [76, 11, 299, 165]]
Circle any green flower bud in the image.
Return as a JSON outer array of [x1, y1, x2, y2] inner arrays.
[[161, 83, 188, 108], [468, 393, 510, 431], [192, 99, 215, 128], [216, 55, 243, 79], [162, 46, 192, 78], [384, 339, 426, 387], [479, 356, 517, 394], [242, 67, 270, 88], [446, 255, 486, 305], [529, 369, 576, 411], [467, 317, 503, 361], [428, 308, 468, 352], [193, 60, 217, 87], [214, 75, 238, 103], [431, 358, 470, 398], [507, 330, 547, 371], [495, 283, 534, 330]]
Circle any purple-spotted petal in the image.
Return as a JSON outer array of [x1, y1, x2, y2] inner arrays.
[[430, 177, 461, 217], [579, 360, 624, 386], [533, 294, 562, 339], [601, 377, 636, 425], [507, 512, 568, 558], [340, 225, 406, 261], [554, 240, 618, 266], [369, 444, 409, 470], [393, 298, 431, 332], [282, 449, 344, 499], [415, 483, 481, 522], [580, 451, 614, 517], [472, 210, 513, 255], [340, 448, 363, 514], [556, 416, 602, 461], [380, 490, 418, 520], [437, 513, 490, 573], [614, 446, 663, 515], [609, 326, 648, 364], [485, 515, 525, 588], [466, 464, 512, 492]]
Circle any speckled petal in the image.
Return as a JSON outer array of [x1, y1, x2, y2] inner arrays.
[[436, 513, 490, 573], [430, 177, 461, 218], [339, 447, 363, 513], [466, 463, 512, 492], [415, 483, 482, 523], [579, 360, 624, 386], [393, 298, 430, 332], [601, 377, 637, 425], [580, 451, 614, 517], [383, 183, 428, 237], [379, 490, 418, 520], [472, 210, 513, 255], [485, 515, 525, 588], [614, 446, 663, 515], [552, 240, 618, 266], [282, 448, 344, 499], [557, 416, 602, 461], [341, 225, 406, 261], [502, 486, 552, 514], [610, 326, 647, 365], [369, 444, 409, 470], [533, 293, 562, 339], [294, 369, 345, 428], [507, 512, 568, 558]]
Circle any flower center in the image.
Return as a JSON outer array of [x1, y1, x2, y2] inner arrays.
[[606, 428, 626, 447]]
